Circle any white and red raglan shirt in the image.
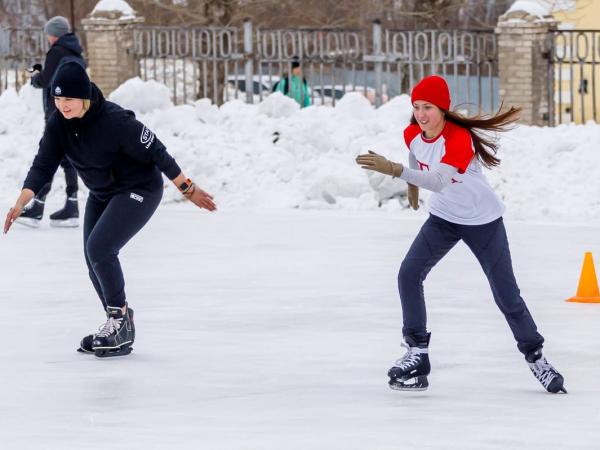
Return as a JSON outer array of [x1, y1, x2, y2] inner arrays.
[[403, 121, 505, 225]]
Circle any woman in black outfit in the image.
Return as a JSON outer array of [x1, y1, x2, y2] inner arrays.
[[4, 59, 216, 357]]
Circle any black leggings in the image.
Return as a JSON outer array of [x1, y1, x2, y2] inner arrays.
[[83, 189, 162, 309]]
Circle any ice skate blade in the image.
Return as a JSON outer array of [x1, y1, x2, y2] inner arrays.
[[50, 218, 79, 228], [389, 383, 428, 392], [94, 346, 133, 358], [389, 375, 429, 391], [77, 347, 94, 354], [15, 217, 41, 228]]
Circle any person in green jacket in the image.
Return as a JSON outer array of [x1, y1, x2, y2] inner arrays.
[[274, 59, 311, 108]]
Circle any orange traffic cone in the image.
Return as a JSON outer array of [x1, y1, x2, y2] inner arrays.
[[566, 252, 600, 303]]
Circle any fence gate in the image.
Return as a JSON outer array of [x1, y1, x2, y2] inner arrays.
[[133, 25, 245, 105], [133, 21, 498, 112], [254, 27, 368, 106], [380, 28, 498, 114], [1, 22, 498, 114], [549, 29, 600, 125]]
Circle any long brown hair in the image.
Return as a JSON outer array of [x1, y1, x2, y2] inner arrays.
[[410, 105, 521, 169]]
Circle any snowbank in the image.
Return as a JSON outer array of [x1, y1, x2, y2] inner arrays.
[[1, 78, 599, 223]]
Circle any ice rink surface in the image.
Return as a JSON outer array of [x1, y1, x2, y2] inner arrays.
[[1, 205, 599, 449]]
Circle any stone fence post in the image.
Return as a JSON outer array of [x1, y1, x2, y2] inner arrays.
[[495, 9, 557, 126], [81, 1, 144, 95]]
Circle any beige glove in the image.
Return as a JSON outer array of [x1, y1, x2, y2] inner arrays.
[[356, 151, 403, 178], [407, 183, 419, 210]]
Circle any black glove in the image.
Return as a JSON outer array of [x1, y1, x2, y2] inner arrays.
[[27, 63, 42, 73]]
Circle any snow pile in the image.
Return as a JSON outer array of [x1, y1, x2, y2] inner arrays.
[[506, 0, 552, 18], [109, 77, 173, 113], [91, 0, 136, 19], [1, 77, 599, 223], [505, 0, 575, 18]]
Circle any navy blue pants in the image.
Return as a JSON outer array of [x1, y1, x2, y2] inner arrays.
[[83, 189, 162, 309], [398, 214, 544, 355]]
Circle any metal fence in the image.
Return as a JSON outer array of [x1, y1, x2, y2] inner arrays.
[[0, 22, 498, 114], [381, 29, 498, 112], [133, 21, 499, 112], [549, 29, 600, 125], [0, 27, 47, 93]]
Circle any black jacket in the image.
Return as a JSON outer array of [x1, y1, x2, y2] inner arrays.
[[23, 84, 181, 201], [31, 33, 84, 119]]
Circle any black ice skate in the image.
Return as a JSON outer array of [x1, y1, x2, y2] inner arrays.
[[526, 348, 567, 394], [78, 308, 135, 354], [15, 198, 45, 228], [388, 333, 431, 391], [92, 305, 135, 357], [50, 197, 79, 228]]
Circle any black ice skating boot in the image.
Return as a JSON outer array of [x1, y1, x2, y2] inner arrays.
[[92, 305, 135, 357], [388, 333, 431, 391], [525, 348, 567, 393], [78, 309, 108, 353], [78, 308, 135, 354], [15, 198, 45, 228], [50, 197, 79, 228]]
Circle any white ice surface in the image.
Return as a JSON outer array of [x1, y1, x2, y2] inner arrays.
[[1, 206, 599, 449]]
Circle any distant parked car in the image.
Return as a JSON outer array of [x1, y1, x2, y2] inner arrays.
[[223, 77, 388, 106], [311, 85, 388, 106], [224, 75, 280, 102]]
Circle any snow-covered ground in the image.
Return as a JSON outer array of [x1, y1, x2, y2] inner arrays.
[[0, 207, 599, 449], [1, 78, 600, 223]]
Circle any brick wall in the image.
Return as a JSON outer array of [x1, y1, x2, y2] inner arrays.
[[495, 11, 557, 126]]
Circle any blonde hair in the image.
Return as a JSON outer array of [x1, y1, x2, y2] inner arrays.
[[82, 99, 91, 114]]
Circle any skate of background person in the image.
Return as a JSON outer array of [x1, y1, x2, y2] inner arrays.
[[4, 60, 217, 358], [17, 16, 83, 228], [356, 75, 566, 394]]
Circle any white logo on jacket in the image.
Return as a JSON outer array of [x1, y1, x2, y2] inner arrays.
[[54, 86, 62, 95], [140, 126, 155, 149], [130, 193, 144, 203]]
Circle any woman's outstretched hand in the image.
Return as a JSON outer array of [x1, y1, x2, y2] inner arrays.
[[186, 185, 217, 211], [356, 150, 404, 178], [4, 204, 23, 234]]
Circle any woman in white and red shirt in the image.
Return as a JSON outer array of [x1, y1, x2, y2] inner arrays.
[[356, 75, 566, 394]]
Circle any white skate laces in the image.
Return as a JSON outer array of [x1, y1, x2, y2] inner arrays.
[[96, 316, 122, 338], [528, 355, 558, 388], [394, 340, 428, 370]]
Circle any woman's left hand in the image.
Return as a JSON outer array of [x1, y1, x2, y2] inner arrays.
[[187, 186, 217, 211]]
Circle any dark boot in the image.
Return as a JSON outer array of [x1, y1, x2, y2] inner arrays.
[[388, 333, 431, 391], [15, 198, 45, 228], [50, 197, 79, 228], [526, 348, 567, 393], [92, 305, 135, 357]]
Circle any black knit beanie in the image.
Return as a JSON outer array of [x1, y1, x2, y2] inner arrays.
[[51, 59, 92, 99]]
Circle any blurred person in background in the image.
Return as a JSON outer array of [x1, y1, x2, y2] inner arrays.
[[273, 57, 311, 108], [19, 16, 84, 228]]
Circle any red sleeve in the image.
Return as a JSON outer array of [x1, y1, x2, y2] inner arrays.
[[440, 125, 474, 174], [403, 124, 421, 151]]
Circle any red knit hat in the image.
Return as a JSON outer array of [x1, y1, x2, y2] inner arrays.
[[411, 75, 451, 110]]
